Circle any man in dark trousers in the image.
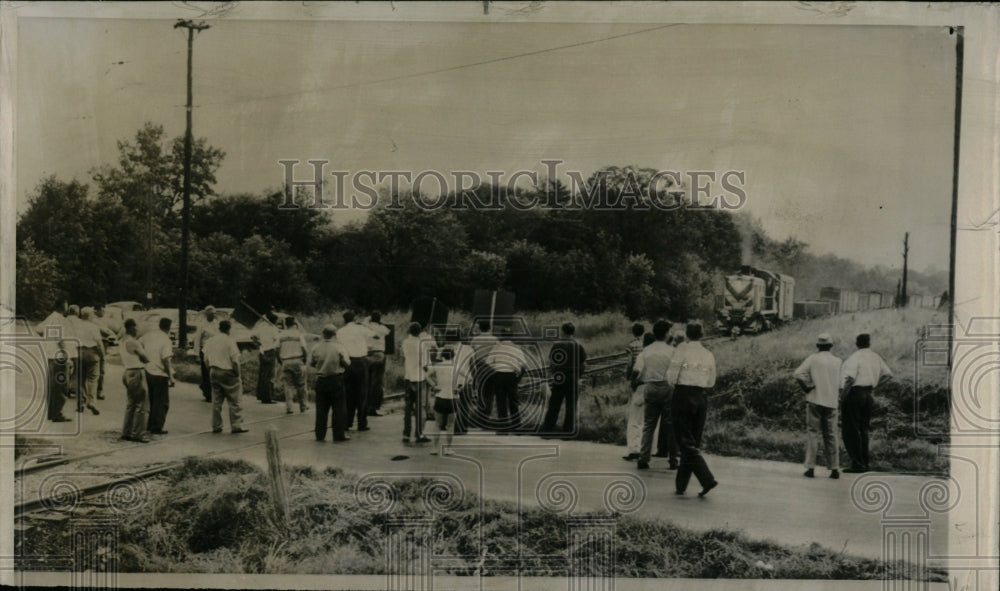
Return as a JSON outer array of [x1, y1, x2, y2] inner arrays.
[[542, 322, 587, 437], [634, 320, 679, 470], [666, 322, 718, 497], [310, 324, 352, 442], [840, 333, 893, 473], [140, 317, 174, 436]]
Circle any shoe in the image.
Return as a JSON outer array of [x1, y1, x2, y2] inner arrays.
[[653, 452, 670, 458], [637, 461, 649, 470], [232, 428, 249, 434], [402, 437, 411, 443], [675, 490, 685, 495], [369, 411, 384, 417], [151, 430, 168, 435], [136, 437, 151, 443], [416, 436, 431, 443], [669, 462, 679, 470], [803, 468, 815, 478], [51, 416, 72, 422], [300, 406, 310, 412], [316, 438, 325, 442], [97, 394, 105, 400], [334, 436, 350, 442], [286, 409, 294, 414], [698, 481, 718, 497], [213, 428, 223, 434], [358, 426, 371, 432], [843, 467, 866, 474], [622, 453, 640, 461], [120, 435, 134, 441], [88, 405, 100, 415], [830, 469, 840, 479]]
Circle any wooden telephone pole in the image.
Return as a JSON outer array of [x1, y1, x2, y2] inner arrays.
[[174, 19, 209, 349], [901, 232, 909, 308]]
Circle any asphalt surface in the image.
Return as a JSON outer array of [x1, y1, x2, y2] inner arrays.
[[13, 356, 952, 562]]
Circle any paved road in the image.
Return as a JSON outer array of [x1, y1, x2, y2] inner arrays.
[[13, 358, 954, 562]]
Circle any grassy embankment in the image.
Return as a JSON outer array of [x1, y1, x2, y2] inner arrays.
[[174, 307, 949, 473], [16, 457, 942, 579]]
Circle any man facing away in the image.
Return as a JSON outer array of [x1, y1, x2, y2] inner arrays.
[[71, 306, 104, 415], [38, 309, 76, 423], [401, 322, 432, 443], [365, 311, 392, 417], [624, 332, 655, 461], [483, 338, 529, 433], [310, 324, 351, 442], [193, 305, 220, 402], [667, 322, 718, 497], [634, 320, 679, 470], [119, 318, 151, 443], [793, 333, 842, 479], [542, 322, 587, 437], [469, 320, 499, 423], [338, 311, 375, 432], [840, 333, 893, 473], [204, 320, 248, 434], [253, 312, 280, 405], [140, 317, 174, 436], [277, 316, 310, 415]]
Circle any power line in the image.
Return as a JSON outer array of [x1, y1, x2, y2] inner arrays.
[[196, 22, 681, 108]]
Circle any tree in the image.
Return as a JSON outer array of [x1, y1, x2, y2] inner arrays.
[[15, 238, 63, 318]]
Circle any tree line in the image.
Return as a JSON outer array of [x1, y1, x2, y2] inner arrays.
[[16, 122, 945, 320]]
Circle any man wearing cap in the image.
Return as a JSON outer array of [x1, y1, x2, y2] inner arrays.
[[204, 320, 248, 434], [309, 324, 351, 442], [338, 311, 375, 432], [794, 333, 843, 479], [840, 333, 893, 473], [193, 306, 220, 402]]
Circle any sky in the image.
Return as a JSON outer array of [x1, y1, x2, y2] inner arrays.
[[15, 13, 958, 272]]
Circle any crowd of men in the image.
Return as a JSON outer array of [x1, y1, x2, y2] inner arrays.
[[38, 304, 893, 484]]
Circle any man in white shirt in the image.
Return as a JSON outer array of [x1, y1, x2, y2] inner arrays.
[[469, 320, 500, 423], [365, 312, 392, 417], [449, 339, 476, 434], [253, 312, 280, 404], [401, 322, 432, 443], [72, 306, 105, 415], [633, 320, 678, 470], [204, 320, 248, 434], [793, 333, 843, 479], [666, 323, 718, 497], [840, 333, 893, 473], [339, 311, 375, 431], [119, 319, 151, 442], [483, 339, 529, 433], [140, 317, 175, 435], [277, 316, 310, 415], [193, 306, 220, 402]]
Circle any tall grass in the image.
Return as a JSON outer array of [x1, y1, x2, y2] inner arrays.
[[30, 458, 940, 579]]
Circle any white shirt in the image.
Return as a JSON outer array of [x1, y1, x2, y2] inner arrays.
[[139, 330, 173, 377], [194, 317, 220, 356], [204, 333, 241, 371], [633, 341, 675, 383], [469, 333, 499, 362], [366, 322, 391, 353], [277, 329, 308, 361], [37, 312, 77, 360], [338, 322, 375, 358], [71, 317, 103, 349], [484, 341, 529, 374], [841, 348, 892, 388], [252, 319, 280, 352], [666, 341, 716, 388], [450, 342, 475, 387], [402, 332, 432, 381], [119, 335, 148, 370], [427, 363, 458, 399], [794, 351, 842, 408]]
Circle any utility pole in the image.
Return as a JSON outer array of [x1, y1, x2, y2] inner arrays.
[[901, 232, 909, 308], [174, 19, 209, 349]]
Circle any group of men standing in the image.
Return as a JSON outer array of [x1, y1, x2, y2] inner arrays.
[[626, 321, 719, 497]]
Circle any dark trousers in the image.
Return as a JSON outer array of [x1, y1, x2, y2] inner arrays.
[[47, 358, 69, 420], [121, 368, 149, 439], [453, 385, 470, 434], [403, 380, 426, 438], [146, 373, 170, 433], [366, 351, 385, 414], [257, 349, 276, 402], [672, 384, 716, 493], [841, 386, 874, 470], [315, 374, 348, 441], [345, 357, 369, 429], [475, 361, 495, 418], [493, 372, 521, 431], [199, 352, 211, 401], [640, 382, 679, 464], [97, 349, 105, 395], [542, 381, 578, 435]]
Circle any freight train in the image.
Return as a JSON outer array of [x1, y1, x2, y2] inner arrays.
[[715, 265, 941, 335]]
